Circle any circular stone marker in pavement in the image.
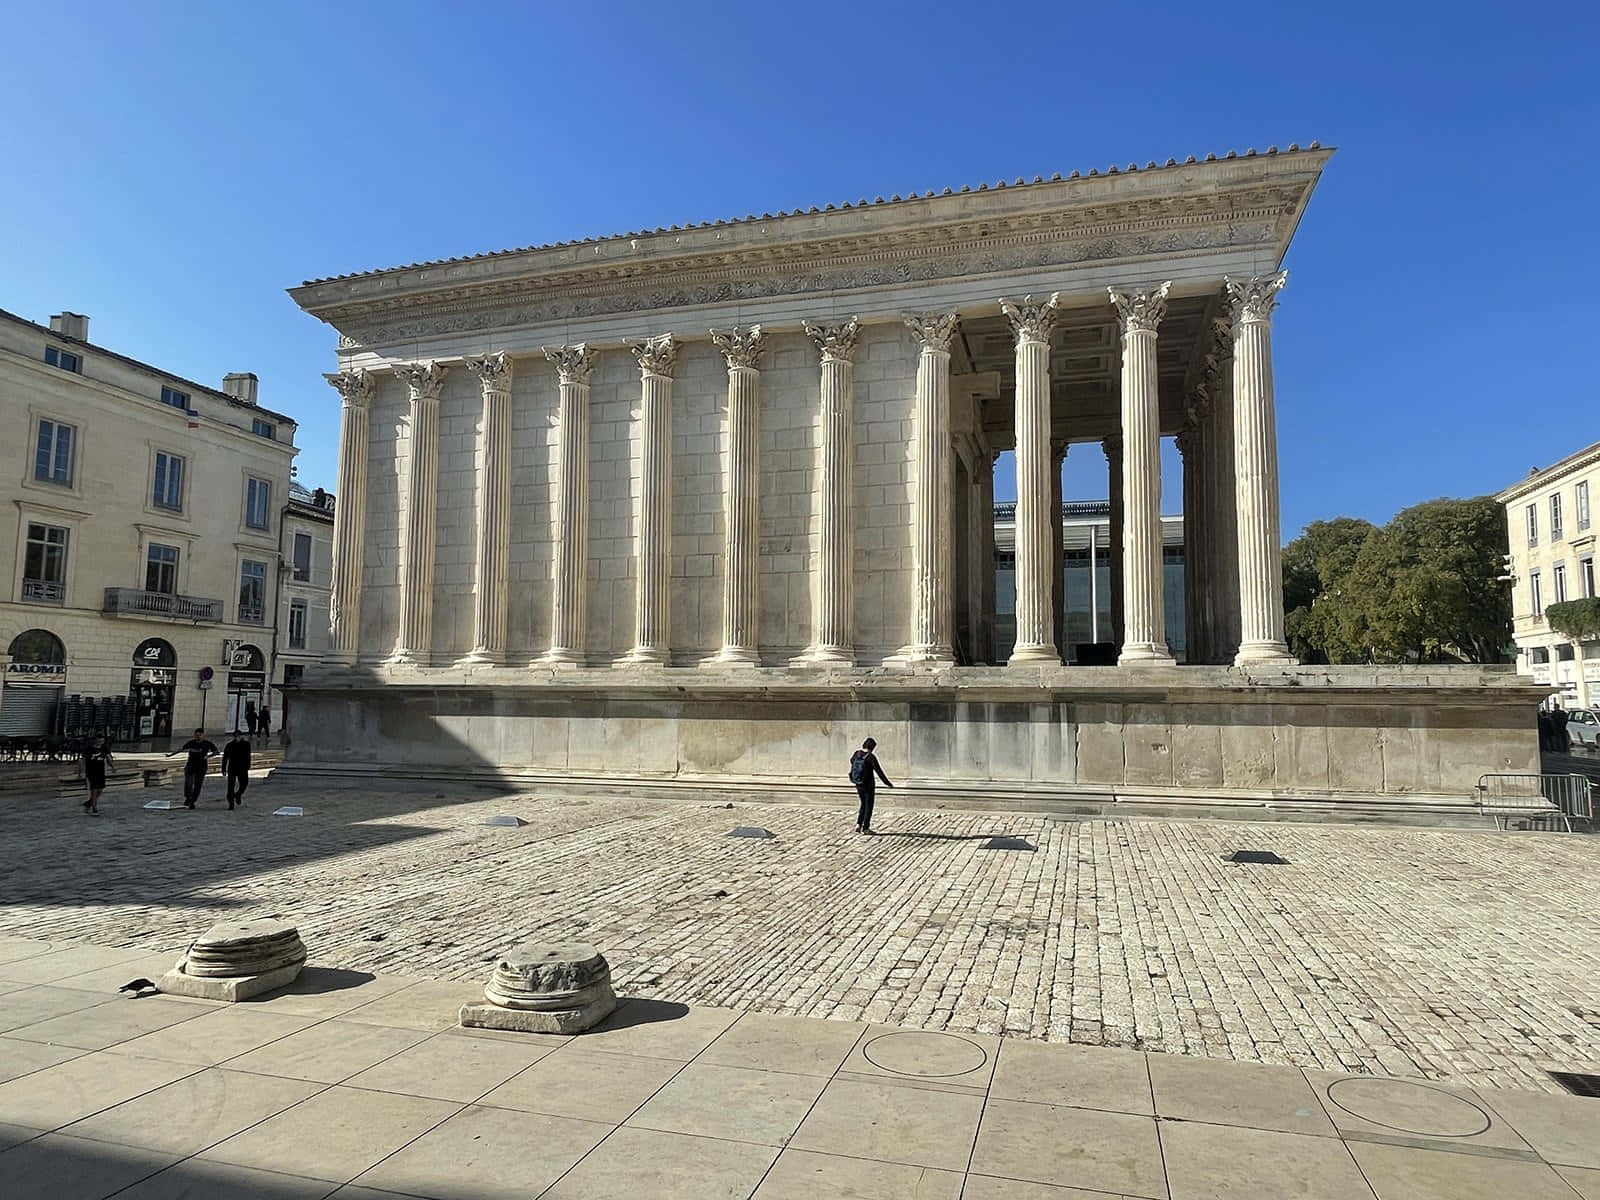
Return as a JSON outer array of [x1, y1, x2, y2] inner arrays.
[[863, 1031, 988, 1078], [1326, 1077, 1493, 1137]]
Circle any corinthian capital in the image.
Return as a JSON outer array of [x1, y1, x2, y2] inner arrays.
[[1224, 271, 1288, 324], [629, 333, 677, 377], [467, 351, 513, 393], [325, 369, 374, 408], [710, 325, 766, 371], [543, 343, 598, 384], [1108, 282, 1171, 335], [395, 360, 448, 401], [999, 293, 1061, 344], [804, 316, 860, 364], [903, 311, 959, 353]]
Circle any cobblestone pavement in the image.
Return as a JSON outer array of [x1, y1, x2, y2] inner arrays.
[[3, 776, 1600, 1094]]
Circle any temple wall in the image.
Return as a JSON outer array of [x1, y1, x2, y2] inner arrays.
[[359, 373, 406, 657], [506, 362, 557, 658]]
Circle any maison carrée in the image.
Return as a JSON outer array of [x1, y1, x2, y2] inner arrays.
[[281, 144, 1540, 817]]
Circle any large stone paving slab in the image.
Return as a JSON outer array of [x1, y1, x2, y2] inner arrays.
[[4, 781, 1600, 1092]]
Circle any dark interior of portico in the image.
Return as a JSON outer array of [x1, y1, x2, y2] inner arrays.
[[946, 291, 1237, 668]]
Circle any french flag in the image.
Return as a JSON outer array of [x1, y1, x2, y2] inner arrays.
[[186, 409, 199, 429]]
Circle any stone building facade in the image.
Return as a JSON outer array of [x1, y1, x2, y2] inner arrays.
[[0, 308, 298, 740], [1498, 441, 1600, 706], [284, 146, 1540, 815]]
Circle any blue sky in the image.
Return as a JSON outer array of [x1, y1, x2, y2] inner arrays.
[[3, 1, 1595, 537]]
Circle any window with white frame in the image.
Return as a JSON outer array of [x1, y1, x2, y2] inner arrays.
[[1551, 493, 1564, 541], [22, 523, 68, 603], [1530, 569, 1543, 616], [244, 478, 272, 530], [152, 451, 185, 511], [292, 531, 312, 581], [160, 385, 189, 409], [238, 560, 267, 624], [44, 346, 81, 373], [288, 598, 308, 649], [1554, 562, 1568, 604], [1526, 503, 1539, 546], [34, 419, 75, 485], [1584, 556, 1596, 599], [145, 544, 179, 594], [1580, 481, 1592, 531]]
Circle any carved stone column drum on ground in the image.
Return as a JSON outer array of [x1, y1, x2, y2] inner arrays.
[[159, 917, 307, 1001], [459, 941, 617, 1034]]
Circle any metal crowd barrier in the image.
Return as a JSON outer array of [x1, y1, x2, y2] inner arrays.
[[1474, 774, 1596, 832]]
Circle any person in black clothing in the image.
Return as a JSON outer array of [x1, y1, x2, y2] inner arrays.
[[222, 731, 251, 809], [258, 705, 271, 741], [848, 736, 893, 835], [167, 729, 219, 808], [80, 737, 113, 815], [245, 700, 259, 736]]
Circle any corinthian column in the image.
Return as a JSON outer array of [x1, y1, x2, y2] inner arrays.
[[463, 352, 513, 665], [1102, 434, 1124, 649], [541, 344, 597, 666], [1109, 283, 1174, 664], [710, 326, 766, 666], [1001, 294, 1061, 665], [325, 369, 374, 664], [896, 312, 959, 666], [621, 334, 676, 666], [797, 318, 860, 666], [1226, 271, 1294, 665], [391, 361, 447, 666]]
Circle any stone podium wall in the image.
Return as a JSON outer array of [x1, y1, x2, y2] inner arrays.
[[280, 666, 1543, 814]]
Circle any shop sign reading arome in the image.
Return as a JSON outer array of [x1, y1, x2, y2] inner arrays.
[[5, 661, 66, 683]]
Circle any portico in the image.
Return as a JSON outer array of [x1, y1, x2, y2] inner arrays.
[[283, 145, 1542, 813]]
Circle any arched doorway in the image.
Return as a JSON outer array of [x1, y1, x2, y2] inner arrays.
[[224, 643, 266, 733], [130, 637, 178, 739], [2, 629, 67, 736]]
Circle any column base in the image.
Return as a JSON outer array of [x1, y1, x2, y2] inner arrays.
[[457, 649, 507, 668], [614, 648, 669, 668], [324, 650, 359, 667], [1233, 641, 1296, 667], [537, 649, 588, 670], [1007, 643, 1061, 667], [1117, 643, 1175, 666], [384, 650, 431, 669], [790, 646, 856, 669], [885, 645, 957, 669], [702, 648, 760, 669]]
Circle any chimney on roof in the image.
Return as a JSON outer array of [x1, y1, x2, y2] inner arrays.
[[222, 372, 259, 405], [49, 313, 89, 341]]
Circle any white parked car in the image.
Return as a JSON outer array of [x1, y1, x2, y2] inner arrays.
[[1565, 708, 1600, 750]]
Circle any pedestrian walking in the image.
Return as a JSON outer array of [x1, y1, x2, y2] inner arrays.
[[167, 729, 219, 808], [848, 736, 893, 835], [245, 700, 259, 737], [80, 737, 113, 815], [222, 730, 251, 809], [258, 705, 271, 741]]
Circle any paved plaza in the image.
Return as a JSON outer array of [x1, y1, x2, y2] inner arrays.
[[4, 942, 1600, 1199], [3, 777, 1600, 1097]]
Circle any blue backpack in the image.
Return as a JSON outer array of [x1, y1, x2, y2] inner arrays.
[[848, 751, 867, 784]]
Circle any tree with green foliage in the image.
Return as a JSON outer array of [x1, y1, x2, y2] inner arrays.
[[1281, 498, 1511, 664]]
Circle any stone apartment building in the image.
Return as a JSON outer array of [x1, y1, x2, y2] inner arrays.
[[0, 308, 300, 740], [277, 481, 335, 692], [1498, 440, 1600, 706]]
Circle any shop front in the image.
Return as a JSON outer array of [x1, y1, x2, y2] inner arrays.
[[2, 630, 67, 737], [223, 641, 267, 732], [130, 637, 178, 740]]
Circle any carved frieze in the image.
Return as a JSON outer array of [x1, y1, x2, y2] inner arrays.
[[1224, 270, 1288, 324], [710, 325, 766, 371], [1108, 282, 1172, 335], [804, 316, 860, 363], [629, 333, 677, 377], [542, 343, 598, 384], [999, 293, 1061, 344]]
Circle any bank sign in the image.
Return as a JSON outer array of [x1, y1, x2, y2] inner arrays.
[[5, 661, 66, 683]]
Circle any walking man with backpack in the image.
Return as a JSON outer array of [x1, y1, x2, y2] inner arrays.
[[222, 730, 251, 809], [848, 736, 893, 835]]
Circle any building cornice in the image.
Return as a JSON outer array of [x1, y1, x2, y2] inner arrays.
[[1497, 440, 1600, 503], [290, 149, 1332, 351]]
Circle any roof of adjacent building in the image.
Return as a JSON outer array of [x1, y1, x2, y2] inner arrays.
[[0, 307, 299, 427], [287, 479, 335, 520], [1496, 440, 1600, 503], [298, 143, 1327, 288]]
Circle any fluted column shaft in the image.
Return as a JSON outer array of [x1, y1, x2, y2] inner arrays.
[[1178, 422, 1205, 665], [542, 345, 596, 666], [1110, 284, 1174, 664], [799, 319, 860, 665], [710, 328, 766, 665], [1206, 317, 1241, 663], [1228, 272, 1294, 665], [1002, 295, 1059, 665], [624, 335, 676, 665], [900, 312, 959, 665], [1102, 436, 1124, 648], [392, 361, 447, 666], [464, 354, 513, 664], [325, 370, 373, 664], [1052, 441, 1068, 659]]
